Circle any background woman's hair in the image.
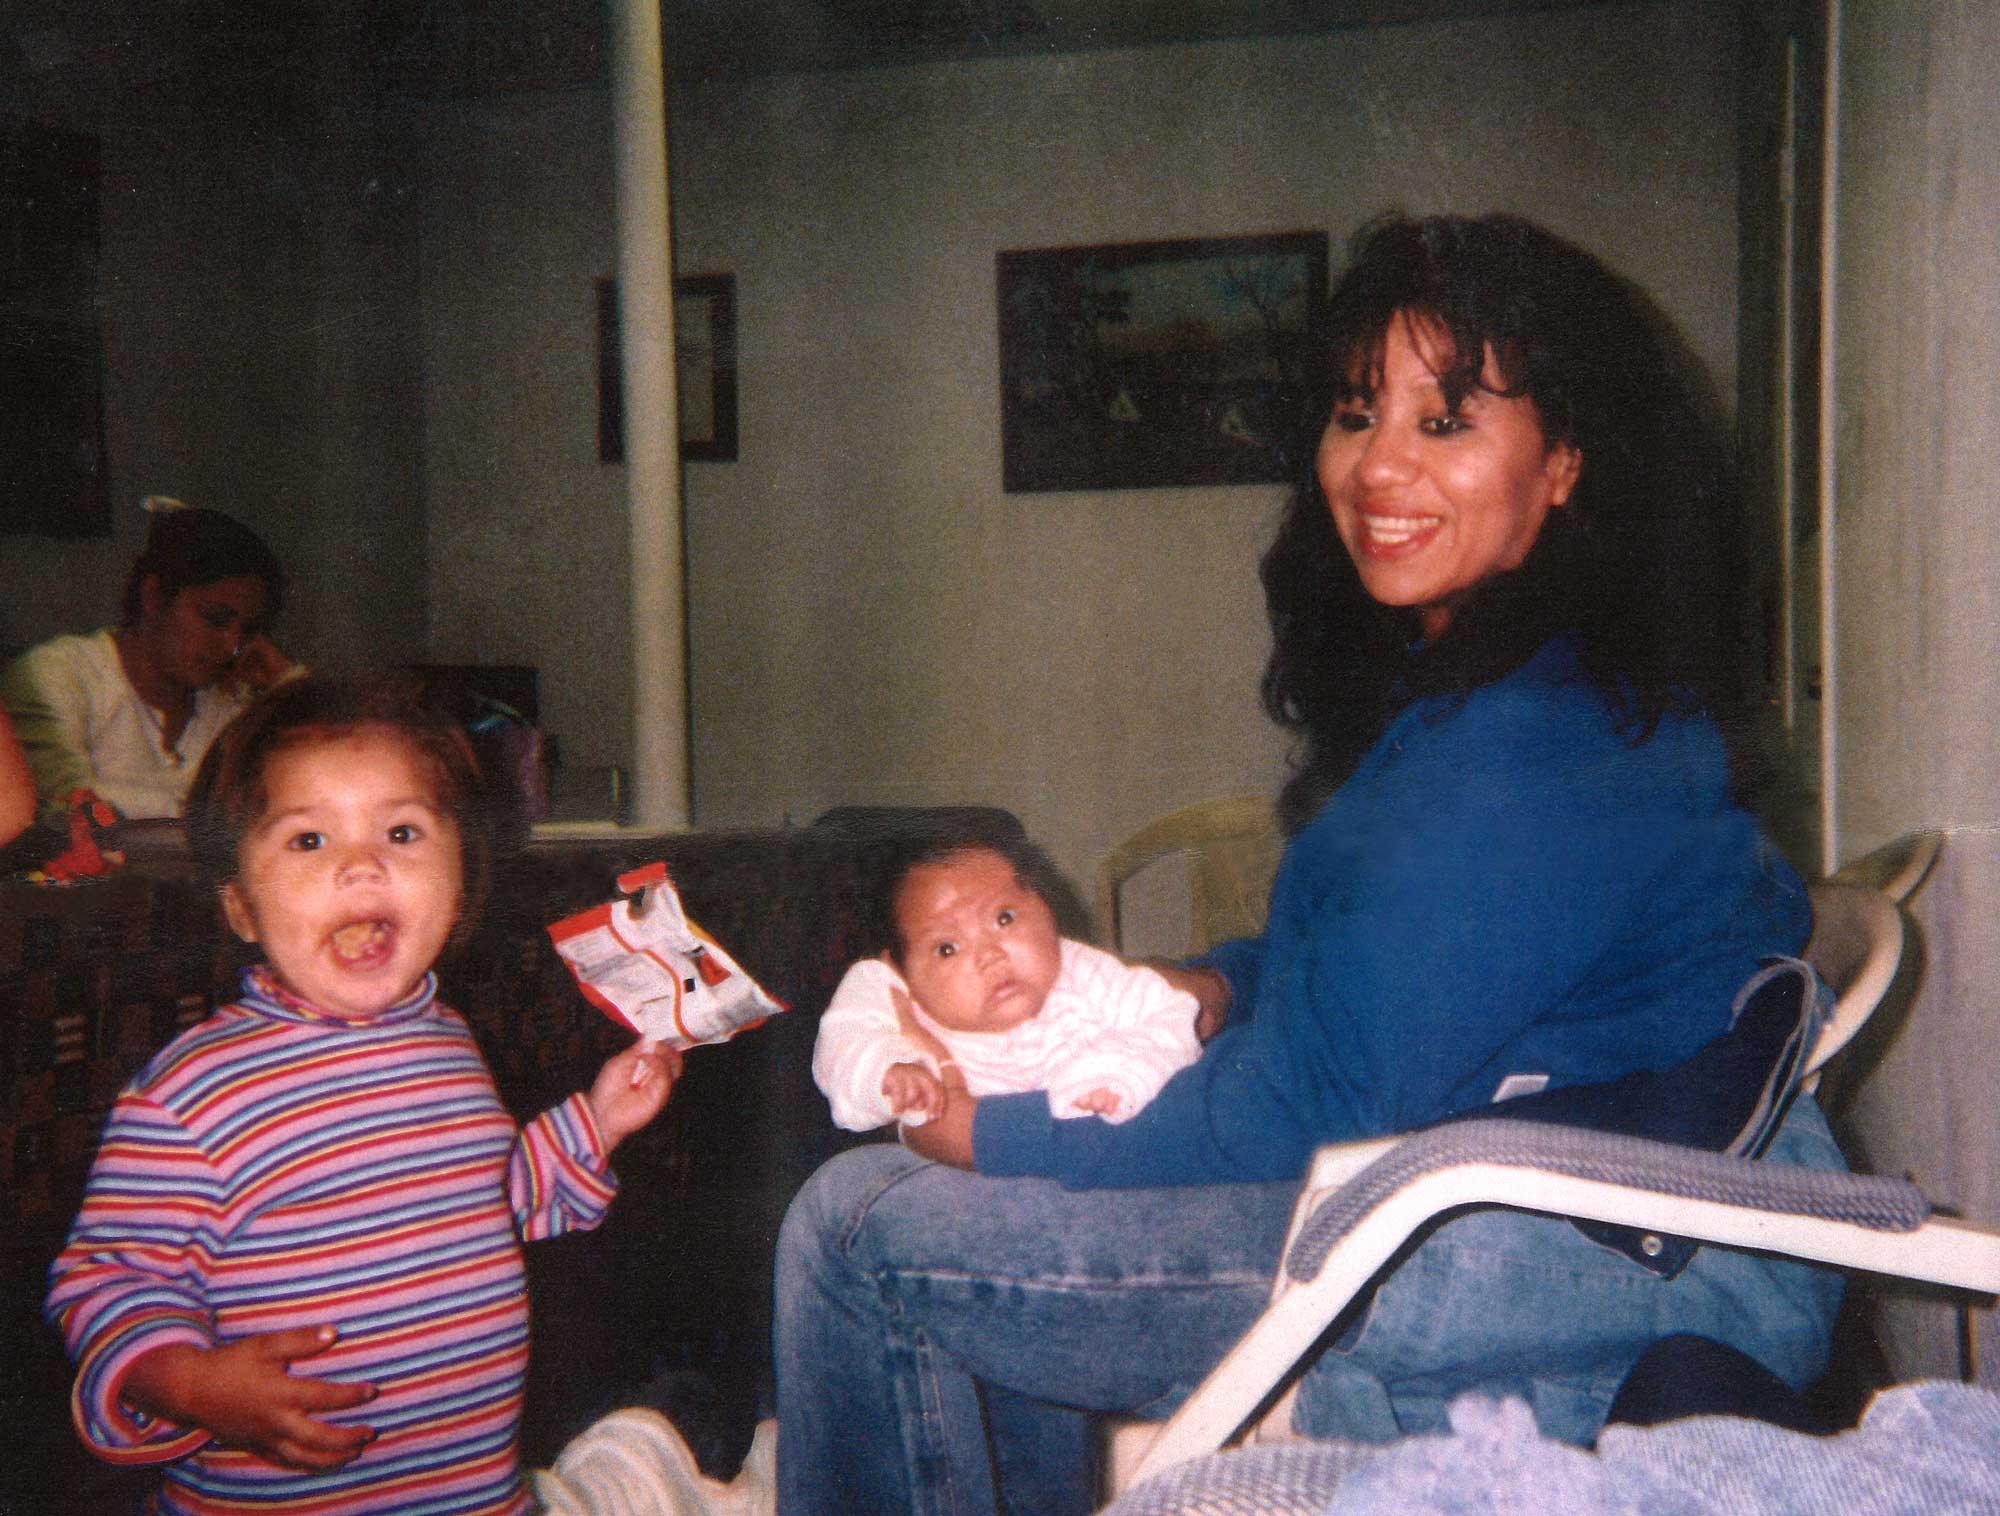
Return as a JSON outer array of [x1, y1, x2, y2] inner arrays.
[[186, 672, 496, 945], [120, 505, 286, 626], [1261, 211, 1746, 832]]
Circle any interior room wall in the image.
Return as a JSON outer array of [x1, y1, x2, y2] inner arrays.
[[6, 0, 1744, 912], [415, 90, 635, 776], [656, 0, 1742, 894], [0, 112, 428, 670], [1825, 0, 2000, 1385]]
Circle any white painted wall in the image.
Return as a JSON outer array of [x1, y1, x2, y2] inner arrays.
[[1824, 0, 2000, 1384], [415, 91, 635, 774], [413, 0, 1745, 889], [654, 0, 1741, 894]]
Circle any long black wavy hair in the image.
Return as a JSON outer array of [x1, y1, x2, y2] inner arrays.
[[1261, 212, 1744, 834]]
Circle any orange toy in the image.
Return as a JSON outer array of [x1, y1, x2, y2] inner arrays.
[[38, 789, 125, 882]]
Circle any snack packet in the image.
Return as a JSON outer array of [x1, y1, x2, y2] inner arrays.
[[548, 861, 784, 1050]]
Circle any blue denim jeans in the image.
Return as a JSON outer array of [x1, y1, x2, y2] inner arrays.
[[772, 1099, 1846, 1516]]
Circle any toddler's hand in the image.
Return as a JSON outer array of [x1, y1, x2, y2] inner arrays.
[[882, 1061, 947, 1122], [588, 1041, 684, 1150], [1070, 1086, 1125, 1118], [123, 1325, 376, 1471]]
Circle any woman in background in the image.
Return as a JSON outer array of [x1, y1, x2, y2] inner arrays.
[[2, 502, 290, 829]]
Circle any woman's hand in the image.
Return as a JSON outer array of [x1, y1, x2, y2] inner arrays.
[[1143, 962, 1233, 1041], [221, 634, 296, 698], [122, 1327, 377, 1471], [1068, 1086, 1125, 1117], [587, 1041, 684, 1151]]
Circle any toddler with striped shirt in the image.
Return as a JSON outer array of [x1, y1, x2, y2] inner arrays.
[[46, 673, 680, 1515]]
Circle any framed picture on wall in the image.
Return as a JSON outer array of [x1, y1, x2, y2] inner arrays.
[[997, 230, 1327, 493], [597, 273, 738, 464]]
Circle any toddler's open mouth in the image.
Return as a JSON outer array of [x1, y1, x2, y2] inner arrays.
[[329, 919, 394, 966]]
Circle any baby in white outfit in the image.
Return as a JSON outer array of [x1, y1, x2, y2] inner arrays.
[[813, 836, 1200, 1131]]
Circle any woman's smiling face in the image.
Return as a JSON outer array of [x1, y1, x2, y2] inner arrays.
[[1316, 312, 1581, 638], [220, 726, 462, 1019]]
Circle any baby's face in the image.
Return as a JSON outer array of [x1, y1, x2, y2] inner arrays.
[[894, 848, 1061, 1036]]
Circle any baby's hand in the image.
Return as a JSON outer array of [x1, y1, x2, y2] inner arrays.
[[587, 1041, 684, 1150], [882, 1061, 947, 1122], [122, 1326, 376, 1471], [1071, 1086, 1125, 1118]]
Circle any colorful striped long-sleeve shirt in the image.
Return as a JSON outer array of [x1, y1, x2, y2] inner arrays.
[[45, 966, 618, 1514]]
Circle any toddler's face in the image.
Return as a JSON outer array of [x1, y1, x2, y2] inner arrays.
[[221, 726, 462, 1019], [894, 848, 1060, 1036]]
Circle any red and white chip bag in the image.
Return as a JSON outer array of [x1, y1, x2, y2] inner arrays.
[[548, 861, 785, 1050]]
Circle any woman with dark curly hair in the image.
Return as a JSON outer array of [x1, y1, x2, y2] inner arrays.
[[1259, 212, 1745, 834], [773, 214, 1841, 1516]]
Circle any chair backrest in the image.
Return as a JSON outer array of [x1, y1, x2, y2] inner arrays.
[[1095, 795, 1282, 955], [1799, 880, 1905, 1087], [1829, 829, 1943, 905]]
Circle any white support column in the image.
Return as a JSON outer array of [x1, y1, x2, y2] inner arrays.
[[611, 0, 691, 831], [1815, 0, 1842, 874]]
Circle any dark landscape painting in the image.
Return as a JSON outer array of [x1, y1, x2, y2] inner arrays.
[[998, 230, 1327, 493]]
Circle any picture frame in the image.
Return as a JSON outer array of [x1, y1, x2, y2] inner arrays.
[[597, 272, 738, 464], [997, 230, 1328, 493]]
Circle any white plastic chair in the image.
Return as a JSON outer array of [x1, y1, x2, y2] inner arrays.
[[1119, 1117, 2000, 1492], [1105, 879, 1944, 1497], [1830, 829, 1943, 905], [1095, 796, 1282, 955], [1797, 880, 1904, 1094]]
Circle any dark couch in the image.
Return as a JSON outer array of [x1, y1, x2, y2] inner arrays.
[[2, 812, 1074, 1512], [1, 865, 251, 1514], [470, 828, 894, 1472]]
